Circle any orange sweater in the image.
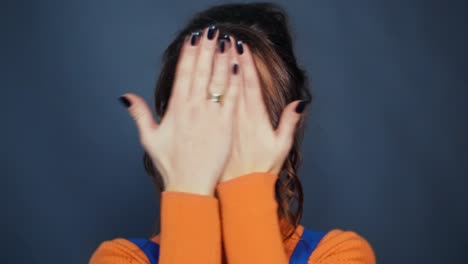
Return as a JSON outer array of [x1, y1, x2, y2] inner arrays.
[[89, 172, 376, 264]]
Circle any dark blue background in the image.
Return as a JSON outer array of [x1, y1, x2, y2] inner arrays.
[[4, 0, 467, 263]]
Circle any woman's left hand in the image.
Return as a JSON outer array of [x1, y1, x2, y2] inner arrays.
[[219, 42, 310, 183]]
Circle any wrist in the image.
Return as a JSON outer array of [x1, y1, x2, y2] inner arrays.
[[165, 184, 215, 197]]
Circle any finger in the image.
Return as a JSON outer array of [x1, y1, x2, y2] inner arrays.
[[222, 36, 241, 115], [119, 93, 158, 144], [208, 34, 232, 101], [237, 42, 264, 111], [275, 99, 311, 149], [191, 25, 219, 102], [170, 31, 201, 106]]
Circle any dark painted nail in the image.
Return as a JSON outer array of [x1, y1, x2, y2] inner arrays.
[[295, 99, 310, 113], [207, 25, 217, 40], [220, 40, 226, 53], [218, 33, 230, 42], [236, 40, 244, 54], [119, 96, 131, 108], [233, 63, 239, 74], [190, 31, 201, 46]]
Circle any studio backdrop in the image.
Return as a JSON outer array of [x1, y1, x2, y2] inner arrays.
[[4, 0, 467, 263]]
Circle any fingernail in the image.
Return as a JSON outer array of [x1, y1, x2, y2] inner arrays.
[[218, 34, 231, 53], [232, 63, 239, 74], [218, 33, 230, 42], [219, 39, 226, 53], [190, 31, 201, 46], [119, 96, 131, 108], [207, 24, 217, 40], [295, 99, 310, 113], [235, 40, 244, 54]]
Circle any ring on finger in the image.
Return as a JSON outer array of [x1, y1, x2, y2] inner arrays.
[[208, 91, 223, 103]]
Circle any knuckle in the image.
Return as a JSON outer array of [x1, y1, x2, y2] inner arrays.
[[180, 100, 197, 115], [187, 100, 202, 114], [210, 77, 225, 89], [131, 109, 145, 122], [176, 63, 192, 77]]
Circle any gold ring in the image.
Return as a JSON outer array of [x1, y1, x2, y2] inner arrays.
[[208, 92, 222, 103]]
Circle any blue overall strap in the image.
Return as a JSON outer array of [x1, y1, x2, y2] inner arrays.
[[289, 228, 327, 264], [127, 238, 160, 264]]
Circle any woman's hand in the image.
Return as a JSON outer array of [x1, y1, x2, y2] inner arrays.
[[219, 43, 310, 183], [120, 26, 240, 196]]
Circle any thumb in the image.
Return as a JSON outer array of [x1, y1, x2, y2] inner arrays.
[[119, 93, 158, 142], [275, 99, 311, 148]]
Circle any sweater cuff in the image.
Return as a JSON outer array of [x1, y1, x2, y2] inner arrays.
[[216, 171, 278, 215], [215, 172, 289, 264], [161, 191, 220, 236], [159, 191, 221, 263]]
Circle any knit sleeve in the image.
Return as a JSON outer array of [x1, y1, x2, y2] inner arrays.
[[88, 238, 149, 264], [215, 171, 376, 264], [89, 190, 222, 264], [309, 229, 376, 264], [216, 172, 289, 264]]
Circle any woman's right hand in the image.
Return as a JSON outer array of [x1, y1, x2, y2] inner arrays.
[[119, 26, 240, 196]]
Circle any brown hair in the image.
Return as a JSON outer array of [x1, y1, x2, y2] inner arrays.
[[144, 2, 313, 242]]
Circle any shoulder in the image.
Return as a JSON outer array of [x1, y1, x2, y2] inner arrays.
[[309, 228, 376, 264], [89, 238, 150, 264]]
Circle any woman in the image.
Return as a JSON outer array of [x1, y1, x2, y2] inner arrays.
[[90, 2, 375, 264]]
